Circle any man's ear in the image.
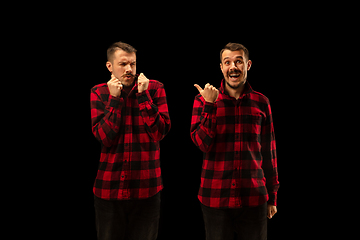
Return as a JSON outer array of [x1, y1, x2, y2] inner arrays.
[[220, 62, 223, 71], [247, 60, 252, 71], [106, 61, 113, 73]]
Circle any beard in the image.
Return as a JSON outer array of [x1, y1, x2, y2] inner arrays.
[[225, 79, 246, 89]]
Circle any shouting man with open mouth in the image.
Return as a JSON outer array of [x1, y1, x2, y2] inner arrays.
[[191, 42, 279, 240]]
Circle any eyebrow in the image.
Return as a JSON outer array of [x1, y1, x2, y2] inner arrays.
[[118, 61, 136, 64], [223, 56, 243, 61]]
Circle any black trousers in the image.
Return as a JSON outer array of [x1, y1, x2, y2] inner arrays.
[[201, 203, 267, 240], [94, 192, 161, 240]]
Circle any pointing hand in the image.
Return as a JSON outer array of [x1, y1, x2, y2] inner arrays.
[[194, 83, 219, 103]]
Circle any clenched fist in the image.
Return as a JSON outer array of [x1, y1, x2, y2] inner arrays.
[[107, 74, 123, 98], [267, 205, 277, 219], [194, 83, 219, 103], [137, 73, 149, 93]]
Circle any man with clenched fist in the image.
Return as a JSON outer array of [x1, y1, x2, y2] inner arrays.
[[90, 42, 171, 240], [191, 43, 279, 240]]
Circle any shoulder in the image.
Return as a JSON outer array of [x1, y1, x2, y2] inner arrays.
[[194, 93, 204, 102], [250, 90, 270, 105], [90, 83, 110, 103], [192, 93, 206, 108], [148, 79, 164, 89], [91, 83, 109, 94], [147, 80, 167, 98]]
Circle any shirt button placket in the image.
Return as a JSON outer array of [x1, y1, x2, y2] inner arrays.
[[122, 108, 131, 198]]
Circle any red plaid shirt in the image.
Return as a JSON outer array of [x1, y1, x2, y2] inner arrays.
[[90, 79, 171, 200], [190, 80, 279, 208]]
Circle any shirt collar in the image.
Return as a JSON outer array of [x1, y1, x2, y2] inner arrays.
[[219, 79, 253, 98], [126, 74, 139, 98]]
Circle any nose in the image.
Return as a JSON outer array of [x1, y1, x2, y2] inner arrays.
[[124, 64, 132, 73], [230, 61, 238, 70]]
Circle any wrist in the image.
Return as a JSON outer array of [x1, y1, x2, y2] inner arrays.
[[136, 89, 151, 104]]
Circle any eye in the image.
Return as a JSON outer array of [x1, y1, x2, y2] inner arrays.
[[236, 60, 242, 64], [225, 61, 230, 65]]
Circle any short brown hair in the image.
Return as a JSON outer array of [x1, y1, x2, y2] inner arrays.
[[220, 42, 249, 62], [107, 41, 137, 62]]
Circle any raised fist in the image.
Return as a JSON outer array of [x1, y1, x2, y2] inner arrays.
[[107, 74, 123, 98], [137, 73, 149, 93]]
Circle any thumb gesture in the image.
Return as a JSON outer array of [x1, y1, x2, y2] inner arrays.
[[194, 83, 219, 103]]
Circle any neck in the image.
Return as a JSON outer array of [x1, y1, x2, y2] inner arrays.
[[123, 80, 135, 89], [225, 81, 245, 100], [122, 81, 135, 95]]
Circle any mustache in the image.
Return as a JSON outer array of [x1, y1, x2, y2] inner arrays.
[[228, 70, 241, 75], [121, 73, 136, 78]]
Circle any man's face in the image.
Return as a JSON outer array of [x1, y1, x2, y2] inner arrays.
[[106, 49, 136, 87], [220, 49, 252, 90]]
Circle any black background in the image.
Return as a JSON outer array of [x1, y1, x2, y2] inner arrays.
[[48, 7, 319, 240]]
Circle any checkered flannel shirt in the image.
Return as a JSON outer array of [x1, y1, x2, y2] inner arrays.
[[90, 79, 171, 200], [190, 79, 279, 208]]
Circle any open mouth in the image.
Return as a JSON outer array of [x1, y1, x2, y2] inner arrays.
[[229, 73, 240, 81], [123, 75, 134, 80]]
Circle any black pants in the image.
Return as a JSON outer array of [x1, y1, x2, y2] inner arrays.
[[94, 192, 160, 240], [201, 203, 267, 240]]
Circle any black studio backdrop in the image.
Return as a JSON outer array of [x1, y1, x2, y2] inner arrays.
[[57, 20, 301, 239]]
